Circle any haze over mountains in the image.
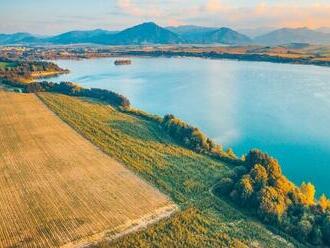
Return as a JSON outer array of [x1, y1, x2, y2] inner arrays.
[[1, 22, 330, 46]]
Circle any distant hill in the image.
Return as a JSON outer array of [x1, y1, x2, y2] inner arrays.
[[168, 25, 217, 43], [47, 29, 118, 44], [2, 24, 330, 46], [106, 22, 184, 45], [0, 32, 41, 45], [254, 27, 330, 45], [168, 25, 251, 44], [167, 25, 218, 35], [203, 27, 251, 44], [237, 27, 275, 38]]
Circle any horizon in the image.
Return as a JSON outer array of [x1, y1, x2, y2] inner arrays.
[[1, 0, 330, 35], [1, 21, 329, 37]]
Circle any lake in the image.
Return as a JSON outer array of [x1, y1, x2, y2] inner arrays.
[[49, 57, 330, 196]]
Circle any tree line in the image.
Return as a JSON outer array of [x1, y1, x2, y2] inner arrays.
[[27, 81, 130, 108], [215, 149, 330, 246], [0, 59, 67, 80], [161, 114, 240, 163]]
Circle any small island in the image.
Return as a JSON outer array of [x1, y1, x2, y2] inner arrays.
[[114, 59, 132, 65]]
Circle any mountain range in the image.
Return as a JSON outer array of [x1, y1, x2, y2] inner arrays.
[[1, 22, 330, 46], [254, 27, 330, 45]]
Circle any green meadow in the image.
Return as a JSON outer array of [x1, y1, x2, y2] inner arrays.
[[38, 93, 305, 248]]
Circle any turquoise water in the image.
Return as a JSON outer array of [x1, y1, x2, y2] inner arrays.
[[50, 57, 330, 196]]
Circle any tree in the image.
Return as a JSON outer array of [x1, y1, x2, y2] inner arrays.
[[245, 149, 272, 169], [310, 226, 323, 245], [319, 194, 330, 212], [273, 175, 294, 197], [296, 219, 313, 242], [300, 182, 316, 206], [264, 159, 282, 185], [216, 177, 234, 195], [250, 164, 268, 190], [322, 215, 330, 245], [232, 166, 248, 180], [235, 175, 254, 204], [226, 148, 237, 159], [258, 186, 286, 223]]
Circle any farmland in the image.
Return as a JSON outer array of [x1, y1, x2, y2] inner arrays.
[[38, 92, 305, 247], [0, 91, 175, 247]]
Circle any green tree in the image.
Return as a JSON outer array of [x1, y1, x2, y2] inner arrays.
[[322, 215, 330, 245], [310, 226, 323, 245], [296, 219, 313, 242], [258, 186, 286, 223], [250, 164, 268, 190], [236, 175, 254, 204]]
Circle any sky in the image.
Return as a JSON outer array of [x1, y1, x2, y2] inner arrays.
[[1, 0, 330, 35]]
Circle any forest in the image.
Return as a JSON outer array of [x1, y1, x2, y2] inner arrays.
[[161, 114, 240, 163], [0, 58, 67, 80], [28, 81, 131, 107], [215, 149, 330, 246]]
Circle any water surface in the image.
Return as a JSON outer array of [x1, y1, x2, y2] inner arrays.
[[49, 57, 330, 196]]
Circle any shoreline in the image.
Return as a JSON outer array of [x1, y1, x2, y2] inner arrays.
[[112, 50, 330, 68]]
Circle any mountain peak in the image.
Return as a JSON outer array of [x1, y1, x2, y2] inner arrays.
[[106, 22, 183, 45], [141, 22, 158, 26]]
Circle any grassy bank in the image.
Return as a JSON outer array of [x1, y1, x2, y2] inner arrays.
[[38, 93, 305, 247]]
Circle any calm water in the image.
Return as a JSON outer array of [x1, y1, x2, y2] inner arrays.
[[49, 57, 330, 196]]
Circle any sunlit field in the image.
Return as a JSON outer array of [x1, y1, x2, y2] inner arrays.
[[39, 92, 304, 247], [0, 91, 174, 247]]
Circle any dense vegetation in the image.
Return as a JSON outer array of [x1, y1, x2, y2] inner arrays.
[[0, 58, 67, 81], [39, 93, 305, 247], [0, 59, 129, 106], [30, 81, 130, 107], [0, 79, 130, 107], [161, 114, 240, 163], [215, 149, 330, 246]]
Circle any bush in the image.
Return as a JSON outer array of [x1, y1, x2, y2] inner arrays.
[[215, 149, 330, 246]]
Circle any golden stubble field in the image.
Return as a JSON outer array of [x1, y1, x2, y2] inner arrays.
[[0, 91, 176, 247]]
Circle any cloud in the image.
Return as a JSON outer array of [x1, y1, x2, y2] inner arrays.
[[2, 1, 330, 34], [195, 1, 330, 28], [204, 0, 226, 12], [117, 1, 330, 29], [116, 0, 161, 18]]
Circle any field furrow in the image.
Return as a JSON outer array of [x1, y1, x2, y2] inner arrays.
[[0, 91, 176, 247]]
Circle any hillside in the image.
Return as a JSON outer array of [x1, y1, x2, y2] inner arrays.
[[0, 91, 175, 247], [254, 27, 330, 45], [47, 29, 118, 44], [0, 23, 250, 45], [38, 92, 305, 247], [2, 24, 330, 46], [168, 26, 251, 44], [106, 22, 184, 45], [204, 28, 251, 44], [0, 32, 41, 44]]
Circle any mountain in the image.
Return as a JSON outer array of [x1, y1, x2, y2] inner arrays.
[[168, 25, 251, 44], [254, 27, 330, 45], [167, 25, 217, 43], [203, 27, 251, 44], [0, 32, 41, 44], [3, 24, 330, 46], [47, 29, 118, 44], [106, 22, 184, 45], [237, 27, 275, 38], [167, 25, 218, 35]]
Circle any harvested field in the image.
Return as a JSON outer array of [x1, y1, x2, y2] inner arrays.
[[0, 91, 175, 247]]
